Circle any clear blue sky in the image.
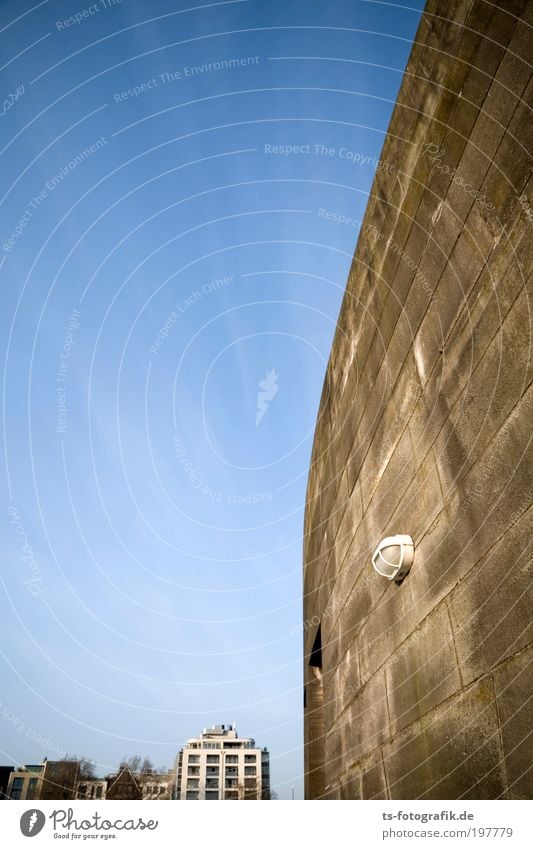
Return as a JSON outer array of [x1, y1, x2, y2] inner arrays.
[[0, 0, 423, 798]]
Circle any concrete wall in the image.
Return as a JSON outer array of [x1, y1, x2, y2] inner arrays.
[[303, 0, 532, 799]]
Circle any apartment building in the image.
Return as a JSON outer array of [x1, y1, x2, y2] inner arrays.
[[4, 764, 43, 800], [76, 778, 107, 800], [4, 760, 78, 800], [175, 724, 270, 800]]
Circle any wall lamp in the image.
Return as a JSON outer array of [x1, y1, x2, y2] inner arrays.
[[372, 534, 414, 582]]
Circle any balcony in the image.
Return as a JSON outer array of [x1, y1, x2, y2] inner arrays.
[[225, 790, 239, 800]]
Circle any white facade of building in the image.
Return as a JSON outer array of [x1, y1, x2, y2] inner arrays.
[[175, 724, 270, 800]]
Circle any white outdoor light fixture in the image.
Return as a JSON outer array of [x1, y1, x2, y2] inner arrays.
[[372, 534, 414, 582]]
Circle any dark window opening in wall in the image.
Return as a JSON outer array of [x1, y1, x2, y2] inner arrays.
[[309, 624, 322, 668], [10, 777, 24, 800], [304, 685, 306, 709]]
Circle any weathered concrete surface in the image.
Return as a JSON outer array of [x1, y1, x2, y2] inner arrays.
[[304, 0, 532, 799]]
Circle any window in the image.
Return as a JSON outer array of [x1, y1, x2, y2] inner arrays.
[[225, 755, 238, 764], [244, 767, 256, 776], [10, 777, 24, 800], [205, 791, 219, 800], [27, 778, 38, 799], [225, 790, 238, 800], [245, 755, 256, 763], [188, 755, 200, 764], [206, 755, 219, 764], [186, 791, 198, 800], [187, 779, 199, 789], [188, 766, 200, 776], [206, 778, 219, 788]]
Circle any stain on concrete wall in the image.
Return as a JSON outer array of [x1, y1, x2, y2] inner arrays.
[[304, 0, 532, 800]]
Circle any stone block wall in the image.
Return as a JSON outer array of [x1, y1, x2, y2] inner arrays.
[[303, 0, 532, 799]]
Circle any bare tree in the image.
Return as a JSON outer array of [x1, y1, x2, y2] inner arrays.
[[119, 755, 155, 774], [61, 755, 96, 779], [78, 758, 96, 779]]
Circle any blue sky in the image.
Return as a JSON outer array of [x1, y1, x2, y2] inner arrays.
[[0, 0, 423, 798]]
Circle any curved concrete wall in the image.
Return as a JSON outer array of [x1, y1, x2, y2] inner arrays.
[[303, 0, 532, 799]]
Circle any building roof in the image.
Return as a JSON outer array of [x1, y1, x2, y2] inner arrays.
[[105, 766, 142, 798]]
